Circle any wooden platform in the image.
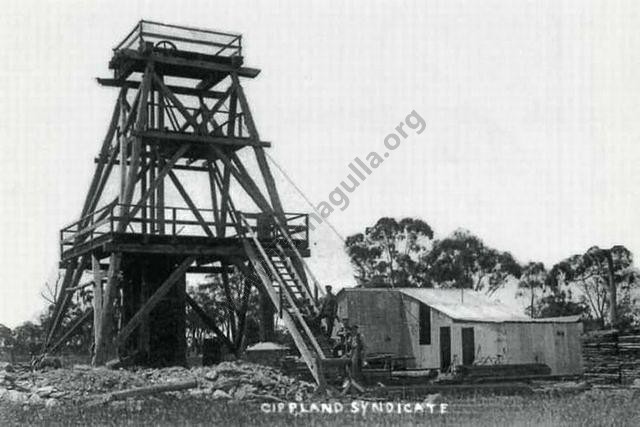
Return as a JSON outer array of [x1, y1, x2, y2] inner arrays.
[[60, 232, 310, 265]]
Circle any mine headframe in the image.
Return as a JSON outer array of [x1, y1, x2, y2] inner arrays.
[[40, 20, 341, 387]]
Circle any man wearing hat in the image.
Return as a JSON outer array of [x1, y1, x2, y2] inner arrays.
[[317, 285, 338, 337]]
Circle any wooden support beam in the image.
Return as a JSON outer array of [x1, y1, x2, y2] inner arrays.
[[132, 130, 270, 148], [81, 91, 122, 218], [227, 88, 238, 137], [185, 293, 234, 350], [209, 147, 273, 216], [118, 94, 128, 204], [47, 308, 94, 355], [93, 253, 122, 365], [167, 170, 214, 238], [114, 50, 261, 78], [231, 74, 285, 217], [120, 64, 153, 227], [122, 88, 142, 134], [179, 87, 232, 133], [98, 157, 208, 172], [45, 256, 89, 349], [116, 256, 194, 346], [206, 162, 221, 236], [227, 152, 274, 213], [241, 238, 323, 386], [92, 255, 103, 350], [87, 144, 119, 216], [218, 163, 231, 237], [97, 78, 227, 99], [152, 74, 199, 130], [199, 86, 233, 131], [42, 262, 77, 351], [120, 144, 191, 229]]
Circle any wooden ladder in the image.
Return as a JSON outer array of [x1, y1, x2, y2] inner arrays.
[[239, 214, 331, 387]]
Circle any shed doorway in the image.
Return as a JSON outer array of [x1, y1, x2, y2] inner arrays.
[[439, 326, 451, 371], [462, 327, 475, 365]]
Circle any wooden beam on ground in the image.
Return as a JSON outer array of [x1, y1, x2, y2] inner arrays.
[[97, 78, 227, 99], [116, 256, 194, 346], [104, 380, 198, 401]]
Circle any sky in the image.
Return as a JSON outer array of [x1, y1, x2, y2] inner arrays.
[[1, 0, 639, 328]]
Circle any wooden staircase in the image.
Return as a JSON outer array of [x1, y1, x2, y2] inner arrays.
[[238, 213, 340, 387]]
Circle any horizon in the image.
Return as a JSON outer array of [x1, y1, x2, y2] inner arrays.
[[1, 0, 639, 328]]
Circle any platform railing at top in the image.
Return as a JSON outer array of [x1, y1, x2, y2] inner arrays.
[[60, 203, 308, 256], [114, 20, 242, 57]]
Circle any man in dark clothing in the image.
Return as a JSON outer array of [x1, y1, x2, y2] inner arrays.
[[348, 325, 365, 382], [317, 285, 338, 337], [333, 318, 351, 357]]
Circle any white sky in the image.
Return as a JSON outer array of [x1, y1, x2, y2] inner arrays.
[[1, 0, 639, 327]]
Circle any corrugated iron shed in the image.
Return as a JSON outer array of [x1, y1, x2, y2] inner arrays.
[[339, 288, 580, 323]]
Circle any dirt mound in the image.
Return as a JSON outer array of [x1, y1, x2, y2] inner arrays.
[[0, 361, 315, 407]]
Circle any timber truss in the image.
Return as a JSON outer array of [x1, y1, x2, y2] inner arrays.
[[41, 20, 342, 387]]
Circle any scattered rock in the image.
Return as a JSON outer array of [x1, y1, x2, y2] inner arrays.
[[44, 398, 59, 408], [0, 362, 14, 372], [73, 364, 91, 371], [28, 394, 44, 405], [0, 361, 315, 406], [212, 389, 232, 400], [36, 386, 55, 398], [233, 384, 257, 400], [5, 390, 28, 404], [204, 370, 218, 381]]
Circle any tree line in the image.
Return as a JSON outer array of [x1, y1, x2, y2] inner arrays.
[[345, 217, 640, 329]]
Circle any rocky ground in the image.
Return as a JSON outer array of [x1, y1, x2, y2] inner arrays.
[[0, 360, 316, 409]]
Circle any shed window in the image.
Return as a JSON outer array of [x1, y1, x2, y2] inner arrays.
[[419, 303, 431, 345]]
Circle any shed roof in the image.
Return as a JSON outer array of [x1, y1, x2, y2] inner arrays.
[[338, 288, 581, 324]]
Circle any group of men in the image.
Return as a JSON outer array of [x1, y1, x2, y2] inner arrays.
[[316, 285, 364, 381]]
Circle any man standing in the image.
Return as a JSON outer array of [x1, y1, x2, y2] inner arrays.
[[333, 318, 351, 357], [348, 324, 365, 382], [317, 285, 338, 337]]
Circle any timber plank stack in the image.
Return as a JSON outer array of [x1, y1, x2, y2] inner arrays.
[[581, 329, 640, 384]]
